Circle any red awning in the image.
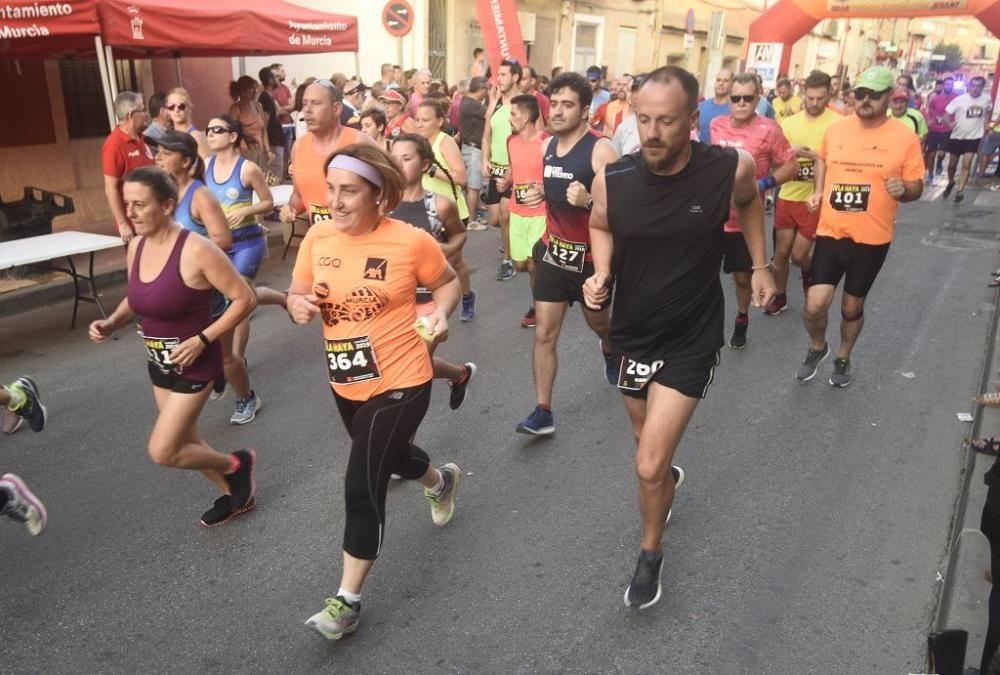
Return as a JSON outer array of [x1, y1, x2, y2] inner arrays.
[[0, 0, 101, 59], [97, 0, 358, 57]]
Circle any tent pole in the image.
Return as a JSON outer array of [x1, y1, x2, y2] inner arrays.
[[104, 44, 120, 100], [354, 50, 361, 78], [175, 58, 182, 86], [95, 36, 116, 131]]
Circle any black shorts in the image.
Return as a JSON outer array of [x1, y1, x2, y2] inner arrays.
[[722, 231, 752, 274], [810, 236, 890, 298], [618, 350, 720, 400], [531, 239, 609, 309], [949, 137, 982, 156], [926, 130, 950, 153], [210, 290, 230, 321], [147, 361, 214, 394], [482, 176, 512, 206]]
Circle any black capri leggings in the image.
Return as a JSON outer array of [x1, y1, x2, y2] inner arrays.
[[333, 381, 433, 561]]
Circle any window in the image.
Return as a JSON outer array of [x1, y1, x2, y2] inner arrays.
[[0, 60, 55, 147], [572, 14, 605, 74], [59, 60, 108, 139]]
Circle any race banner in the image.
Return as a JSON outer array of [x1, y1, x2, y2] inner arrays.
[[827, 0, 968, 10], [746, 42, 784, 90], [474, 0, 528, 79]]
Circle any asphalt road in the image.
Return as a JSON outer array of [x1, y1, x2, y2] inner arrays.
[[1, 189, 997, 674]]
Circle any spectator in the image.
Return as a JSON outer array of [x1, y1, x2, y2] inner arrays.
[[460, 76, 488, 229], [471, 47, 487, 78], [402, 68, 417, 91], [329, 72, 348, 90], [341, 80, 368, 130], [381, 89, 418, 140], [271, 63, 294, 123], [393, 65, 403, 87], [379, 63, 398, 90], [229, 75, 269, 170], [259, 67, 287, 182], [102, 91, 154, 242], [144, 92, 170, 145], [165, 87, 210, 159], [410, 68, 432, 116], [585, 65, 610, 118], [292, 76, 316, 140], [450, 79, 469, 135], [697, 68, 732, 143]]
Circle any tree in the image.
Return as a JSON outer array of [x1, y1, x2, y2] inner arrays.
[[929, 43, 963, 73]]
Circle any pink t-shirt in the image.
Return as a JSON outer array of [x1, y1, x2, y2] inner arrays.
[[927, 92, 959, 133], [710, 113, 794, 232]]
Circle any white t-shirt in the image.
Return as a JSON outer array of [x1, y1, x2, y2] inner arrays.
[[946, 93, 991, 140], [611, 115, 640, 156]]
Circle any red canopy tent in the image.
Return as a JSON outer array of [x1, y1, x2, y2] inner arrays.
[[0, 0, 101, 59]]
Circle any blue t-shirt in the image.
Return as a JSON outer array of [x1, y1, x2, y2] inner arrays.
[[590, 89, 610, 117], [757, 97, 775, 119], [698, 99, 730, 143]]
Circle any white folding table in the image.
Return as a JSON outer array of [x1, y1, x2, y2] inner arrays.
[[254, 183, 302, 260], [0, 231, 123, 328]]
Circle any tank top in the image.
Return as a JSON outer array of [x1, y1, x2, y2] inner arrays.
[[390, 192, 445, 304], [127, 229, 223, 382], [292, 127, 361, 225], [489, 101, 512, 167], [422, 132, 469, 220], [507, 132, 547, 218], [605, 143, 738, 360], [175, 180, 208, 236], [384, 113, 410, 140], [205, 155, 256, 230], [541, 130, 600, 262]]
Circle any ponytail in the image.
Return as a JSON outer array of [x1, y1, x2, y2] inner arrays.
[[393, 133, 460, 203]]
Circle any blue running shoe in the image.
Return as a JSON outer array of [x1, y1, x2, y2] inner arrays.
[[516, 405, 555, 436], [461, 289, 477, 322], [603, 349, 617, 386]]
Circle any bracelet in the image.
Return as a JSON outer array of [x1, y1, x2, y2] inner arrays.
[[197, 331, 211, 346], [751, 262, 772, 271]]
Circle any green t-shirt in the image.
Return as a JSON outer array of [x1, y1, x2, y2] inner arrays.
[[489, 102, 512, 167], [889, 109, 928, 139]]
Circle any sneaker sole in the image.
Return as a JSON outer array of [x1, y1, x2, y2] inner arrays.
[[666, 466, 685, 526], [728, 341, 747, 351], [796, 347, 830, 382], [624, 577, 662, 610], [305, 617, 358, 640], [828, 378, 853, 388], [432, 463, 462, 526], [449, 364, 477, 411], [230, 397, 263, 425], [199, 496, 256, 528], [763, 306, 787, 316], [2, 473, 47, 535], [516, 425, 555, 436]]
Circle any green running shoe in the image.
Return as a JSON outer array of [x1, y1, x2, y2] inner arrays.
[[425, 463, 462, 526], [305, 596, 360, 640]]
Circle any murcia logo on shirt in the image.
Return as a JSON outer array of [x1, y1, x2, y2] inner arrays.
[[363, 257, 388, 281], [543, 164, 574, 180], [128, 149, 141, 158]]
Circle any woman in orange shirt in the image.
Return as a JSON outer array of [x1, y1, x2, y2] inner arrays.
[[287, 143, 464, 641]]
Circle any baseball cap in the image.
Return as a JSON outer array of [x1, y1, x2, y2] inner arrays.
[[378, 89, 407, 105], [145, 129, 198, 159], [853, 66, 894, 93], [586, 66, 602, 81], [889, 87, 910, 101]]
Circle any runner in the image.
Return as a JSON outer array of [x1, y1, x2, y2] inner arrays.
[[709, 73, 797, 347], [923, 77, 958, 179], [583, 65, 775, 609], [413, 99, 477, 321], [889, 88, 928, 141], [287, 144, 463, 640], [514, 72, 619, 436], [499, 94, 548, 328], [773, 77, 802, 121], [697, 69, 732, 143], [89, 166, 258, 526], [379, 89, 417, 141], [770, 70, 841, 315], [481, 59, 524, 282], [359, 108, 388, 150], [0, 376, 48, 535], [205, 115, 289, 424], [611, 75, 645, 156], [390, 133, 478, 408], [799, 66, 924, 387], [944, 76, 991, 203]]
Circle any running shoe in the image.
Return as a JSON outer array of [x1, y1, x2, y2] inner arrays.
[[460, 289, 478, 323], [764, 195, 774, 213], [728, 316, 748, 350], [943, 181, 955, 199], [224, 449, 257, 511], [829, 357, 853, 388], [230, 390, 262, 425], [624, 549, 664, 609], [520, 307, 536, 328], [763, 293, 788, 316], [665, 465, 686, 526], [306, 596, 361, 640], [448, 363, 477, 410], [516, 406, 555, 436], [200, 495, 256, 528], [9, 376, 46, 432], [954, 191, 965, 204], [466, 218, 489, 232], [796, 343, 830, 381], [425, 463, 462, 526], [603, 348, 618, 386], [0, 473, 47, 536], [210, 378, 228, 402], [496, 260, 516, 281], [2, 406, 23, 434]]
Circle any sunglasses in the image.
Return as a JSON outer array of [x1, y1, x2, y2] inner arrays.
[[165, 103, 187, 112], [854, 88, 888, 101], [730, 95, 756, 104], [206, 125, 234, 136]]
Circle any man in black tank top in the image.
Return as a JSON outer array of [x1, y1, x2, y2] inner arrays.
[[583, 67, 776, 610]]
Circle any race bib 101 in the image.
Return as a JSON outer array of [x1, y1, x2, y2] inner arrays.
[[325, 335, 381, 385], [829, 183, 871, 213]]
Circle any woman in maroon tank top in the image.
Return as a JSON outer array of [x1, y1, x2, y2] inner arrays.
[[88, 166, 260, 528]]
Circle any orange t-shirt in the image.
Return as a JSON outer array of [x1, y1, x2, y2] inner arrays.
[[291, 127, 361, 225], [291, 217, 448, 401], [818, 115, 925, 245]]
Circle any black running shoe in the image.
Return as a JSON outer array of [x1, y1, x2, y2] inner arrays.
[[224, 449, 256, 511], [943, 181, 955, 199], [11, 377, 47, 433], [624, 549, 664, 609], [728, 317, 748, 350], [200, 495, 256, 527], [448, 363, 477, 410]]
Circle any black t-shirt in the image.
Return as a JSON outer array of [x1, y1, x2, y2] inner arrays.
[[459, 97, 486, 147], [259, 91, 285, 147], [606, 142, 738, 359]]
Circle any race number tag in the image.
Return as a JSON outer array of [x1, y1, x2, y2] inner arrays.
[[617, 356, 665, 392], [489, 164, 510, 179], [143, 335, 182, 375], [542, 234, 588, 273], [514, 182, 532, 205], [796, 160, 816, 181], [829, 184, 871, 213], [325, 336, 381, 385], [967, 106, 985, 119], [309, 203, 333, 225]]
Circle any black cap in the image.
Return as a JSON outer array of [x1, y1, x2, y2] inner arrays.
[[145, 129, 198, 160]]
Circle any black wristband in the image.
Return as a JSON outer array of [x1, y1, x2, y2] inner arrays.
[[197, 331, 211, 347]]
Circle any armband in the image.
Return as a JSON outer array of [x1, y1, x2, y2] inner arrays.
[[757, 175, 777, 192]]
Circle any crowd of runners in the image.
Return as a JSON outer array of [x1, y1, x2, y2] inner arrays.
[[11, 53, 995, 641]]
